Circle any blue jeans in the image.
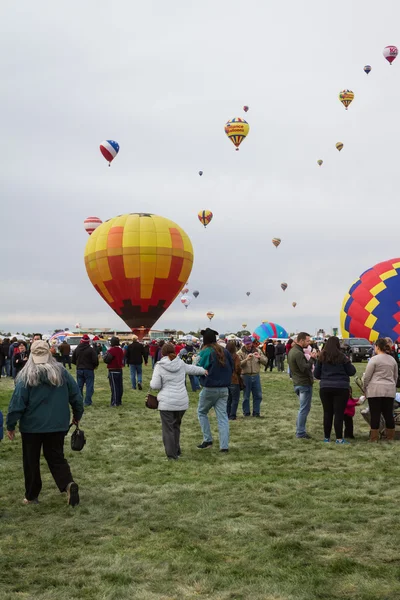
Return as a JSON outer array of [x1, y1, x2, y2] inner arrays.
[[198, 387, 229, 449], [4, 358, 10, 377], [129, 364, 143, 388], [188, 374, 200, 392], [77, 369, 95, 405], [294, 385, 313, 437], [227, 383, 241, 418], [242, 374, 262, 416]]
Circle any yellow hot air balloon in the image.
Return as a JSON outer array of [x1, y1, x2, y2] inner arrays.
[[224, 117, 249, 151], [272, 238, 281, 248], [206, 311, 215, 321], [84, 213, 194, 340], [292, 302, 297, 308], [242, 323, 247, 329], [317, 159, 323, 166], [198, 210, 213, 228], [336, 142, 344, 152], [339, 90, 354, 110]]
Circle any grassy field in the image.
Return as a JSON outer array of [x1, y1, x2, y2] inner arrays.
[[1, 361, 400, 600]]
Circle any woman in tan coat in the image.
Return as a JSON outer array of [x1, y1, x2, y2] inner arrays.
[[363, 338, 398, 442]]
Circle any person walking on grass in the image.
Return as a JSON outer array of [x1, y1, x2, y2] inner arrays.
[[104, 336, 124, 407], [58, 339, 72, 370], [196, 328, 233, 452], [125, 335, 145, 390], [72, 334, 99, 406], [363, 338, 398, 442], [237, 336, 267, 417], [288, 332, 317, 439], [275, 340, 286, 372], [313, 336, 356, 444], [6, 341, 83, 507], [150, 343, 206, 460]]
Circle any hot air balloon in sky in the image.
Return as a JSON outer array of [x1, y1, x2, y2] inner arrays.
[[224, 117, 249, 151], [181, 295, 192, 309], [193, 290, 199, 298], [339, 90, 354, 110], [253, 322, 289, 343], [198, 210, 213, 227], [292, 302, 297, 308], [364, 65, 372, 75], [243, 105, 249, 112], [281, 282, 288, 291], [84, 216, 103, 235], [246, 291, 251, 297], [341, 258, 400, 342], [206, 311, 215, 321], [272, 238, 281, 248], [84, 213, 193, 339], [336, 142, 344, 152], [383, 46, 398, 65], [100, 140, 120, 166], [199, 171, 203, 176], [181, 287, 189, 294], [317, 160, 323, 167], [242, 323, 247, 329]]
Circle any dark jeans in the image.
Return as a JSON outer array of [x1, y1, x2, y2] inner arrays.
[[160, 410, 185, 459], [227, 383, 241, 418], [77, 369, 95, 405], [275, 354, 285, 372], [343, 414, 354, 438], [108, 370, 123, 406], [242, 374, 262, 416], [320, 387, 349, 439], [265, 357, 274, 372], [21, 431, 73, 501], [368, 397, 395, 429], [61, 355, 71, 369]]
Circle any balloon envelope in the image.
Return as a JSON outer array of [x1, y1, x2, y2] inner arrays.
[[272, 238, 281, 248], [198, 210, 213, 227], [84, 216, 103, 235], [253, 322, 289, 342], [364, 65, 372, 75], [246, 291, 251, 296], [336, 142, 344, 152], [206, 311, 214, 321], [281, 283, 288, 291], [242, 323, 247, 329], [193, 290, 199, 298], [292, 302, 297, 308], [199, 171, 203, 176], [84, 213, 194, 339], [100, 140, 120, 164], [341, 258, 400, 342], [338, 90, 354, 110], [383, 46, 398, 64], [224, 117, 249, 150], [243, 105, 249, 112], [317, 160, 323, 166]]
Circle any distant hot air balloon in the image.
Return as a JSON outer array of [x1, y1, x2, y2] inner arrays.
[[224, 117, 249, 151], [193, 290, 199, 298], [246, 292, 251, 297], [336, 142, 344, 152], [84, 213, 194, 340], [281, 282, 288, 291], [243, 105, 249, 112], [198, 210, 213, 227], [292, 302, 297, 308], [364, 65, 372, 75], [272, 238, 281, 248], [181, 295, 192, 309], [199, 171, 203, 176], [338, 90, 354, 110], [317, 160, 323, 166], [99, 140, 120, 166], [242, 323, 247, 329], [84, 216, 103, 235], [206, 311, 215, 321], [75, 322, 81, 329], [383, 46, 398, 65], [253, 322, 289, 343], [181, 287, 189, 294]]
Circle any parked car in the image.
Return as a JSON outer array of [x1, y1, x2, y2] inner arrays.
[[340, 338, 373, 362]]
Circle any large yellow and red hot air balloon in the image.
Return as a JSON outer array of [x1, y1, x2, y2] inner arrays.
[[224, 117, 249, 151], [84, 213, 194, 339]]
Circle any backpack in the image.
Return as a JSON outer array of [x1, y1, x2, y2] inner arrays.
[[181, 350, 193, 365]]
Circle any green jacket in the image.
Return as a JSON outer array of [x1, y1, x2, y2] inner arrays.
[[287, 344, 315, 386], [6, 370, 83, 433]]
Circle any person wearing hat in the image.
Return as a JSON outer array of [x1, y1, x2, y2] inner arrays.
[[103, 337, 125, 406], [196, 328, 234, 451], [237, 336, 268, 417], [6, 340, 83, 506], [125, 334, 146, 391], [71, 334, 99, 406]]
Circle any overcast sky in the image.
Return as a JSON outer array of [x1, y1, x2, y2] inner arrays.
[[1, 0, 400, 336]]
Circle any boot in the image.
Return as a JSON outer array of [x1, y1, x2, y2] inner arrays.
[[369, 429, 379, 442], [385, 428, 396, 441]]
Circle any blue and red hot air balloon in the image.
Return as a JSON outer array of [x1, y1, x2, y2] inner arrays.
[[100, 140, 120, 166]]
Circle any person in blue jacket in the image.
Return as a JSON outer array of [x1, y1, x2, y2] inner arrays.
[[6, 340, 83, 506]]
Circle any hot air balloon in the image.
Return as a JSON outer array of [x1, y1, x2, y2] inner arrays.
[[198, 210, 213, 227], [272, 238, 281, 248], [338, 90, 354, 110], [281, 283, 288, 291], [336, 142, 344, 152], [364, 65, 372, 75], [292, 302, 297, 308], [383, 46, 398, 65], [341, 258, 400, 342], [181, 295, 192, 309], [84, 213, 194, 340], [181, 287, 189, 294], [242, 323, 247, 329], [206, 311, 215, 321], [243, 105, 249, 112], [253, 322, 289, 343], [224, 117, 249, 151], [75, 322, 81, 329], [199, 171, 203, 176], [84, 216, 103, 235], [317, 160, 323, 166], [100, 140, 120, 166], [193, 290, 199, 298], [246, 291, 251, 297]]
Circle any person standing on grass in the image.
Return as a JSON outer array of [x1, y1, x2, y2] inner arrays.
[[314, 336, 356, 444], [104, 336, 125, 407], [226, 340, 242, 420], [196, 328, 233, 452], [275, 340, 286, 372], [125, 335, 145, 391], [149, 340, 158, 368], [6, 341, 83, 507], [13, 341, 29, 378], [264, 339, 275, 372], [72, 334, 99, 406], [179, 340, 200, 392], [237, 336, 267, 417], [150, 343, 206, 460], [58, 339, 72, 370], [142, 342, 150, 366], [363, 338, 398, 442], [2, 338, 11, 377], [288, 332, 317, 439]]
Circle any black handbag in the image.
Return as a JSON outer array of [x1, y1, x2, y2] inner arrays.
[[145, 393, 159, 409], [69, 424, 86, 451]]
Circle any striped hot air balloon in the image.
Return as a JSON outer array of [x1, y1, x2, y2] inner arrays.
[[338, 90, 354, 110], [281, 282, 288, 291], [84, 216, 103, 235], [99, 140, 120, 166], [206, 311, 215, 321], [336, 142, 344, 152], [253, 322, 289, 342], [272, 238, 281, 248], [224, 117, 249, 151]]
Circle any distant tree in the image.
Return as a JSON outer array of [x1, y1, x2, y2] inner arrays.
[[237, 330, 249, 337], [177, 330, 185, 336]]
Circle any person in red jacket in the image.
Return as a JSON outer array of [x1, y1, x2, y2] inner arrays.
[[149, 340, 158, 368], [343, 387, 362, 439], [104, 337, 124, 407]]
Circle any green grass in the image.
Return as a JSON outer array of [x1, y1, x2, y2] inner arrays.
[[1, 363, 400, 600]]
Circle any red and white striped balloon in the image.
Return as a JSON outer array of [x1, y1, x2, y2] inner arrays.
[[84, 216, 103, 235]]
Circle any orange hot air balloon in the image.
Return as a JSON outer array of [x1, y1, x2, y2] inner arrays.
[[84, 213, 194, 339], [206, 311, 215, 321]]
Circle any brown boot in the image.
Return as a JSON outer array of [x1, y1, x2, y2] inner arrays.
[[369, 429, 379, 442], [386, 428, 396, 441]]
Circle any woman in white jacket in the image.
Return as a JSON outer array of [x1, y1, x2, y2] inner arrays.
[[150, 343, 207, 460]]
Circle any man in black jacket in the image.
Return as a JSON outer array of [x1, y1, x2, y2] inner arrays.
[[265, 339, 276, 372], [72, 335, 99, 406], [275, 340, 286, 372], [125, 335, 145, 390]]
